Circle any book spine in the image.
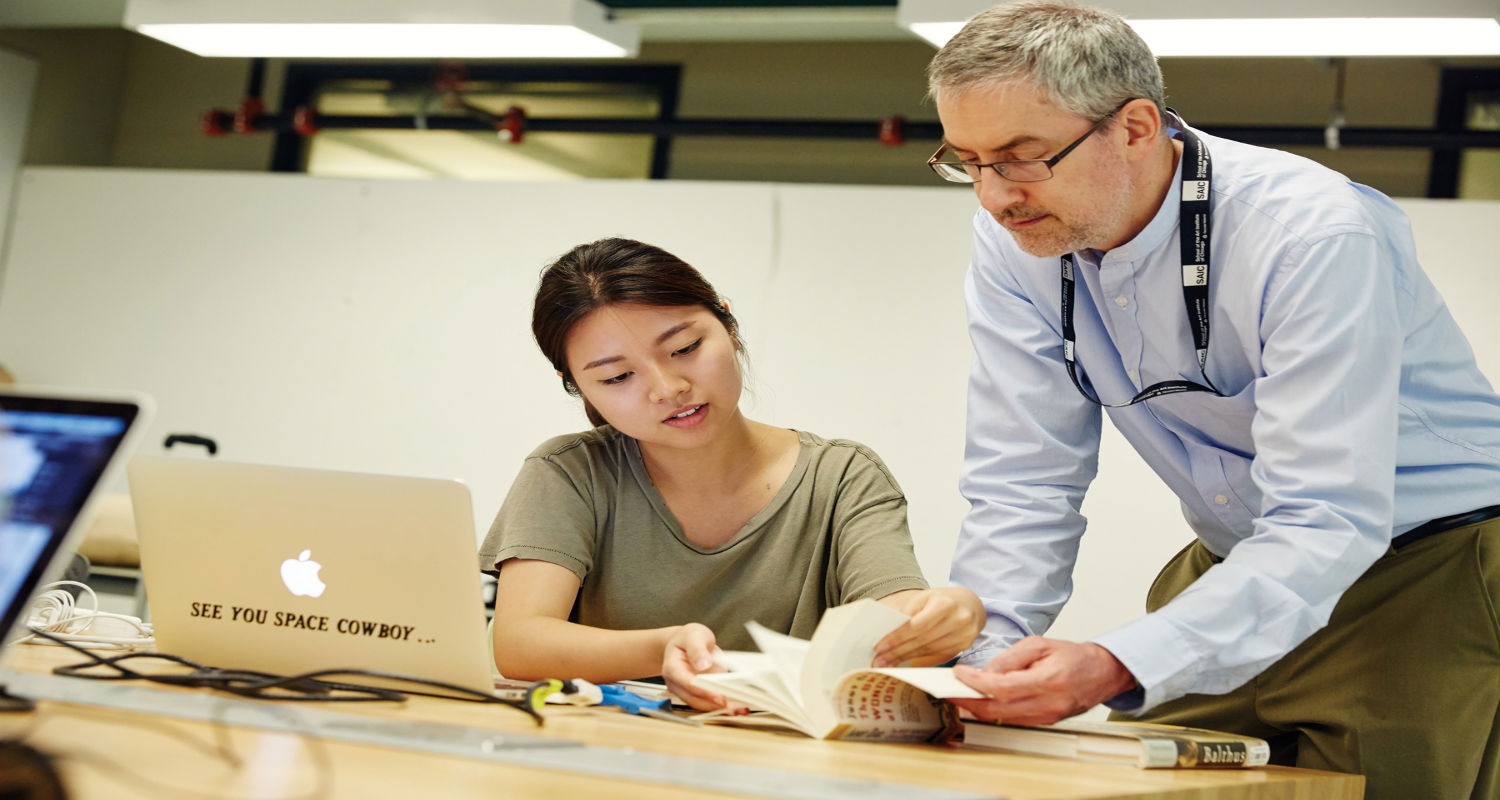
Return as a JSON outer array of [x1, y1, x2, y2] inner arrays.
[[931, 702, 965, 744], [1144, 739, 1263, 768], [1140, 739, 1182, 768]]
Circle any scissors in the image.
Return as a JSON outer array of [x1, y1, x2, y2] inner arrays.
[[599, 684, 701, 726]]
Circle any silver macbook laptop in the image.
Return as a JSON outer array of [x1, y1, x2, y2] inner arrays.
[[128, 456, 494, 698], [1, 388, 151, 649]]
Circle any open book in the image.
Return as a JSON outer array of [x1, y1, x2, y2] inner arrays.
[[691, 599, 982, 741], [962, 719, 1272, 769]]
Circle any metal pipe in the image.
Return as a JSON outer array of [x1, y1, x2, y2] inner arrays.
[[227, 111, 1500, 149], [245, 58, 267, 102]]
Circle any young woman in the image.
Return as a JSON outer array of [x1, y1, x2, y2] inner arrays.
[[480, 238, 982, 710]]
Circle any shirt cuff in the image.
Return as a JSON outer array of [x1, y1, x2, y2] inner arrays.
[[957, 646, 1005, 668], [1091, 612, 1200, 713], [1103, 687, 1146, 713], [958, 612, 1028, 668]]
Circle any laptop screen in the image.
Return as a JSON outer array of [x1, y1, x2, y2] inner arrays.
[[1, 391, 146, 645]]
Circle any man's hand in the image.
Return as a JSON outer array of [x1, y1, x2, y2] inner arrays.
[[951, 637, 1137, 726], [661, 623, 735, 711], [874, 587, 985, 667]]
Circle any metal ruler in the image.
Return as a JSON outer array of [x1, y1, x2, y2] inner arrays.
[[2, 670, 999, 800]]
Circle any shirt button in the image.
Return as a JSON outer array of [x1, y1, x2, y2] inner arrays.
[[1114, 295, 1129, 307], [1214, 494, 1229, 505]]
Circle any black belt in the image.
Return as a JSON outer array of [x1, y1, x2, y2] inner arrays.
[[1391, 504, 1500, 550]]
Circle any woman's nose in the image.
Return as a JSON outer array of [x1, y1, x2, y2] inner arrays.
[[646, 364, 690, 404]]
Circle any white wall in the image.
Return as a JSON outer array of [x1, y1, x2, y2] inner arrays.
[[0, 169, 1494, 647], [0, 46, 37, 288]]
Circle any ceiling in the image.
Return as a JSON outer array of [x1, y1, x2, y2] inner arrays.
[[0, 1, 943, 182], [0, 1, 919, 42], [0, 1, 1495, 195]]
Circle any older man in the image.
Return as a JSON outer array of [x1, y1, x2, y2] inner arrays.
[[929, 3, 1500, 798]]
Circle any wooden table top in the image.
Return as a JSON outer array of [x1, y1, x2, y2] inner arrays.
[[0, 644, 1363, 800]]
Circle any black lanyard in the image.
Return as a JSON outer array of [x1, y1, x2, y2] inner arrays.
[[1060, 116, 1223, 407]]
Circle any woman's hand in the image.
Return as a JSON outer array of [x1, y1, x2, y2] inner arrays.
[[661, 622, 734, 711], [873, 587, 985, 667]]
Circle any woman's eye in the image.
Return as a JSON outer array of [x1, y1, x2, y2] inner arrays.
[[673, 338, 703, 357], [601, 372, 631, 386]]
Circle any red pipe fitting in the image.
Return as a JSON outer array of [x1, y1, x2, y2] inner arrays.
[[878, 115, 905, 146], [202, 109, 230, 137], [497, 105, 526, 144], [233, 98, 265, 134], [292, 107, 319, 137]]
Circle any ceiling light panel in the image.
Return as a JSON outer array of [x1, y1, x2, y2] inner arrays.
[[898, 0, 1500, 57], [124, 0, 640, 58]]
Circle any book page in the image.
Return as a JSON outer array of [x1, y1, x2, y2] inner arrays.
[[690, 710, 814, 735], [745, 620, 810, 705], [692, 670, 813, 735], [798, 599, 911, 736], [696, 650, 806, 728], [824, 671, 962, 743], [859, 667, 984, 699], [693, 601, 973, 740], [714, 649, 776, 673]]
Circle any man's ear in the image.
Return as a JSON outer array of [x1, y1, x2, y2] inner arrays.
[[1116, 99, 1164, 164]]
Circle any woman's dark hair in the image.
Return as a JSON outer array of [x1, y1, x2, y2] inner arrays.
[[533, 238, 743, 427]]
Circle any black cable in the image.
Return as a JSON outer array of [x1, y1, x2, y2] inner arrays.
[[27, 628, 543, 724]]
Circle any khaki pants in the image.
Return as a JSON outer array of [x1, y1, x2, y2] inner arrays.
[[1112, 517, 1500, 800]]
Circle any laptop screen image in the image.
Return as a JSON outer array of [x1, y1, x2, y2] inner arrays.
[[0, 389, 150, 649], [127, 456, 495, 698]]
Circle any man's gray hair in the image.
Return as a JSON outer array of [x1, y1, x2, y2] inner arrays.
[[927, 1, 1166, 120]]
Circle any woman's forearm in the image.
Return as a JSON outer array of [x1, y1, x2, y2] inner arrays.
[[493, 615, 681, 683]]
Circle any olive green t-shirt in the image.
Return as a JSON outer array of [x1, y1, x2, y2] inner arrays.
[[477, 426, 928, 650]]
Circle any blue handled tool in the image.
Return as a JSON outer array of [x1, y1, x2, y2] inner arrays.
[[599, 684, 701, 725]]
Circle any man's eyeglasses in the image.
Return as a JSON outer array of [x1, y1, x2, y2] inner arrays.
[[927, 100, 1132, 184]]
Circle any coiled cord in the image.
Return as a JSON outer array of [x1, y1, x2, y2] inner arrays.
[[17, 580, 154, 649]]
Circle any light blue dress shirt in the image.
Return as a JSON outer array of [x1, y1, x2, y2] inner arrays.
[[952, 122, 1500, 713]]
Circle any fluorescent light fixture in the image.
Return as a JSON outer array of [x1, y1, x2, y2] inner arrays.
[[124, 0, 639, 58], [1133, 18, 1500, 58], [898, 0, 1500, 57]]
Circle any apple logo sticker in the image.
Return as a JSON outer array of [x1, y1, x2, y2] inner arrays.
[[280, 549, 327, 598]]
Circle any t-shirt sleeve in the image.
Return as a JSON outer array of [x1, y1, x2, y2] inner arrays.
[[477, 454, 597, 581], [826, 443, 929, 603]]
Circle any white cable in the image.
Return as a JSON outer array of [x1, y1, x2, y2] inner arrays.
[[17, 579, 155, 649]]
